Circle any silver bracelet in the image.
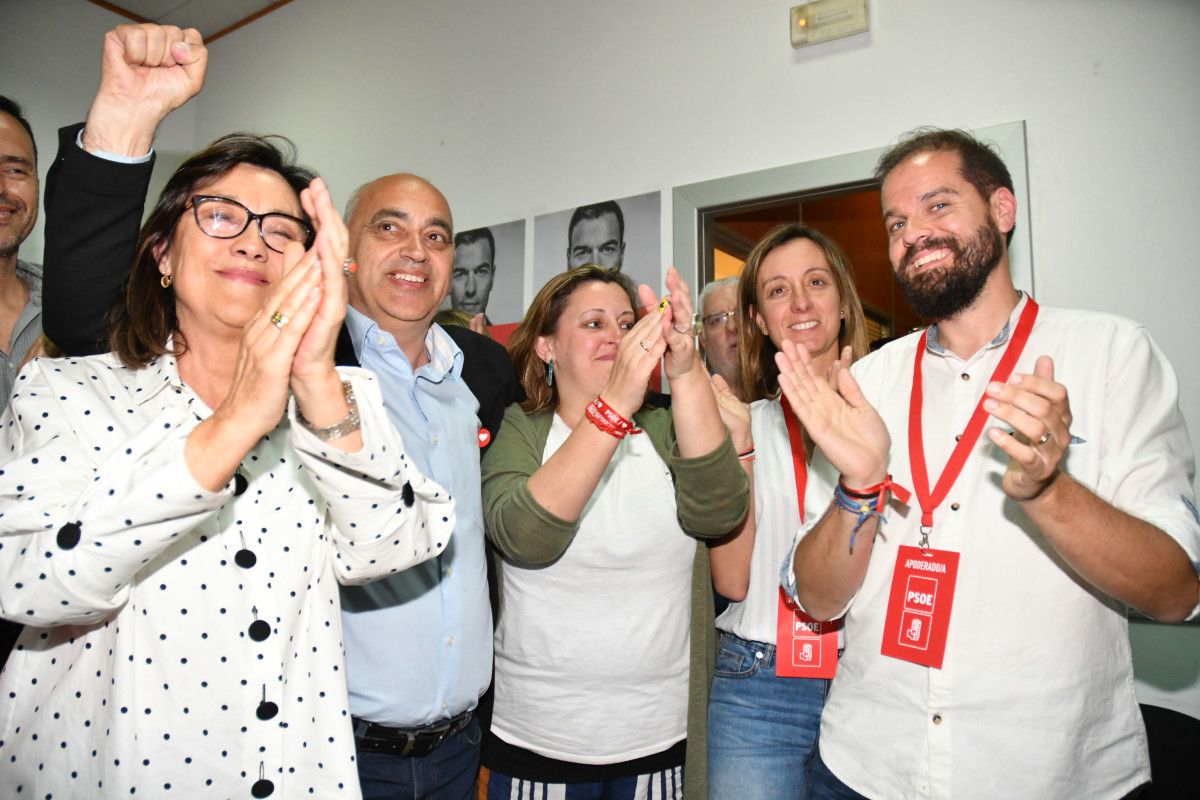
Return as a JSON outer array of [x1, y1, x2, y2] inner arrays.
[[297, 380, 360, 441]]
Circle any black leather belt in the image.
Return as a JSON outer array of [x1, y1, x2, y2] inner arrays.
[[352, 709, 473, 758]]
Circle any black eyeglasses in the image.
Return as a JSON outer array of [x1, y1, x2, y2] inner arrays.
[[188, 195, 313, 254]]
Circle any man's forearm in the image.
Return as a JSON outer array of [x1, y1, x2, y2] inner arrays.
[[1022, 472, 1199, 622]]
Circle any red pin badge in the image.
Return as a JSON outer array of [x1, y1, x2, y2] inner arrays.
[[478, 428, 492, 447]]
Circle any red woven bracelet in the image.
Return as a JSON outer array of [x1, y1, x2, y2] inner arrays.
[[585, 397, 641, 439]]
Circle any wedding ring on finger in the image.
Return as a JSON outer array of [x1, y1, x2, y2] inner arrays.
[[639, 340, 649, 352], [270, 311, 290, 330], [673, 312, 701, 337], [342, 258, 357, 276], [1036, 431, 1052, 445]]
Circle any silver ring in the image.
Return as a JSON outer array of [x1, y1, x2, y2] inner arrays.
[[639, 340, 649, 352], [270, 311, 289, 330], [1036, 431, 1051, 445]]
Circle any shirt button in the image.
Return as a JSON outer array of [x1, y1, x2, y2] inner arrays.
[[960, 372, 970, 381], [377, 337, 387, 346], [256, 699, 279, 720], [248, 620, 271, 642], [446, 636, 455, 646], [251, 778, 275, 797], [431, 434, 440, 445], [442, 702, 449, 711], [56, 522, 82, 550], [950, 502, 960, 511], [932, 713, 943, 725], [445, 567, 454, 578]]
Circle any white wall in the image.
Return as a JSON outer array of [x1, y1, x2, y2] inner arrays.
[[4, 0, 1200, 713]]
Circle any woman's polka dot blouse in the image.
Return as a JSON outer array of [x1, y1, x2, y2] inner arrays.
[[0, 354, 455, 798]]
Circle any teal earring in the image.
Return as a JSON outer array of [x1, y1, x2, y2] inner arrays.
[[545, 359, 555, 387]]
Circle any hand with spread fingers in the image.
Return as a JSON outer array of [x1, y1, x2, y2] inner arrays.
[[775, 340, 890, 487], [601, 287, 668, 418], [984, 355, 1072, 501], [83, 23, 207, 156]]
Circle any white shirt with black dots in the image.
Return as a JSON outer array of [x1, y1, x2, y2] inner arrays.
[[0, 353, 456, 799]]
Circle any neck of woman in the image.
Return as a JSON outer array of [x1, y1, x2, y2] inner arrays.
[[175, 328, 242, 412]]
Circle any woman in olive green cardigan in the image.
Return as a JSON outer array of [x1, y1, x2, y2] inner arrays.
[[480, 265, 748, 799]]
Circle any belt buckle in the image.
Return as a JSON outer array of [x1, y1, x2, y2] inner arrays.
[[398, 734, 417, 758]]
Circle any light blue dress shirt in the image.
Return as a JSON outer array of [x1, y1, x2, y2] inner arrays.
[[340, 307, 493, 727]]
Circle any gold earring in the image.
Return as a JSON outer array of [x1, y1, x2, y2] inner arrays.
[[160, 275, 173, 289]]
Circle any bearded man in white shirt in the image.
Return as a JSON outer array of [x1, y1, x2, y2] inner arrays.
[[777, 128, 1200, 799]]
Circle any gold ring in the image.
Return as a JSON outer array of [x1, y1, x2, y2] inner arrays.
[[1036, 431, 1051, 445], [270, 311, 289, 329]]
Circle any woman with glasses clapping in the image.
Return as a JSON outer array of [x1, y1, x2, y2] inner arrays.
[[0, 25, 453, 800]]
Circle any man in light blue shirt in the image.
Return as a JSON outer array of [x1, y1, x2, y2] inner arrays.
[[337, 173, 518, 799]]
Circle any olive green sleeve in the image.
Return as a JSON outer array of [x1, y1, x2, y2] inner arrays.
[[638, 408, 750, 540], [480, 404, 580, 567]]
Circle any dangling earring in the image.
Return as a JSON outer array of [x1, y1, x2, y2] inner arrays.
[[545, 359, 555, 387], [160, 275, 173, 289], [839, 309, 845, 319]]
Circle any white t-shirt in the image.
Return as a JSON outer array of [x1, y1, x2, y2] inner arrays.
[[491, 414, 695, 763], [807, 297, 1200, 799]]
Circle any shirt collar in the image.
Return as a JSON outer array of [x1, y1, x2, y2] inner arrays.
[[925, 291, 1028, 357], [344, 306, 463, 380], [16, 259, 42, 303], [131, 345, 187, 406]]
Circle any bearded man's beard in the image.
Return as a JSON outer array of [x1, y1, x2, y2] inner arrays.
[[895, 218, 1004, 321]]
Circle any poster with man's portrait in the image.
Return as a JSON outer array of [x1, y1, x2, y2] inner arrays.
[[446, 219, 526, 325], [533, 192, 661, 296]]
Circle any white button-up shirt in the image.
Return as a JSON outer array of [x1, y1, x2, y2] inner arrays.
[[801, 297, 1200, 799], [717, 396, 839, 645], [0, 353, 455, 799]]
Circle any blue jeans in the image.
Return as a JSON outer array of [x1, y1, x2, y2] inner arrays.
[[808, 749, 868, 799], [707, 632, 829, 800], [356, 717, 482, 800]]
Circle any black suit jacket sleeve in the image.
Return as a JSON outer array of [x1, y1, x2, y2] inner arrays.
[[42, 123, 157, 357]]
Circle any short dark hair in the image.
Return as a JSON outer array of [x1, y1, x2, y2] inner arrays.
[[875, 128, 1015, 244], [0, 94, 37, 164], [109, 133, 316, 368], [454, 226, 495, 259], [568, 200, 624, 244]]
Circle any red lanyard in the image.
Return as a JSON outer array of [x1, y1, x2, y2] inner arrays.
[[908, 298, 1039, 531], [781, 400, 807, 524]]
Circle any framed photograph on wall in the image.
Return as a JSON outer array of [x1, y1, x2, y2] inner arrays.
[[444, 218, 526, 325], [533, 192, 662, 296]]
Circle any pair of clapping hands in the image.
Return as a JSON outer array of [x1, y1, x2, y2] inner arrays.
[[718, 340, 1071, 503]]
